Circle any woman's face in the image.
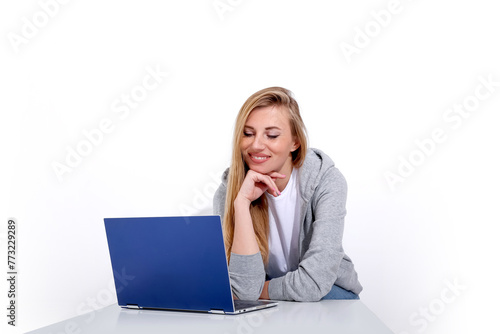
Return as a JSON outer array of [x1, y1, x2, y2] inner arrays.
[[240, 105, 300, 176]]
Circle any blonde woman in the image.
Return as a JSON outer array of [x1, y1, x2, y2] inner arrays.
[[213, 87, 362, 301]]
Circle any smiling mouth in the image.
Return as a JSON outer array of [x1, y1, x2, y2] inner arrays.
[[249, 153, 270, 163]]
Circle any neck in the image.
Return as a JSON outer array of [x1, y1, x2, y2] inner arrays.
[[274, 157, 294, 192]]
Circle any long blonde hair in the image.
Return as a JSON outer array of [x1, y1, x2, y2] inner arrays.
[[223, 87, 308, 264]]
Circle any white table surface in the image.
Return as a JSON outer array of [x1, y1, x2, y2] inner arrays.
[[26, 300, 394, 334]]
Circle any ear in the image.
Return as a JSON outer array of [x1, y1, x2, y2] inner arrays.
[[291, 137, 300, 152]]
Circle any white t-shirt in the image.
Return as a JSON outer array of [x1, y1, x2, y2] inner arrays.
[[265, 167, 301, 279]]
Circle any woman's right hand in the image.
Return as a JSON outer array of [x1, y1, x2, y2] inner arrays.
[[236, 170, 286, 204]]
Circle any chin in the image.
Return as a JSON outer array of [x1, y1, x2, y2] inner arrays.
[[247, 164, 275, 175]]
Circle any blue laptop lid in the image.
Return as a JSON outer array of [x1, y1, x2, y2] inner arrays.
[[104, 216, 235, 313]]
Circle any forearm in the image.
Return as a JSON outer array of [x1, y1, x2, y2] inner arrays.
[[228, 197, 266, 301], [231, 196, 259, 255], [228, 252, 265, 300]]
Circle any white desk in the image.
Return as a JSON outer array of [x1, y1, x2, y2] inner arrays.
[[26, 300, 393, 333]]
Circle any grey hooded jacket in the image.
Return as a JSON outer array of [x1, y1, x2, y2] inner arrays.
[[213, 148, 363, 301]]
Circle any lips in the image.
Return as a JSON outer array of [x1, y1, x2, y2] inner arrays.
[[249, 153, 270, 164]]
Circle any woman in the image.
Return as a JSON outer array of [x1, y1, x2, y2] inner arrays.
[[213, 87, 362, 301]]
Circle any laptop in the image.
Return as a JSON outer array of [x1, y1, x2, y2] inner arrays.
[[104, 215, 278, 314]]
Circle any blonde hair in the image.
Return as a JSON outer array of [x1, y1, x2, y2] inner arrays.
[[223, 87, 308, 264]]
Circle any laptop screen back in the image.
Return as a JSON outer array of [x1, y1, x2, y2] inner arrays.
[[104, 216, 235, 313]]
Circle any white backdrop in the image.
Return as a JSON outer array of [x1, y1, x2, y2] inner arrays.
[[2, 1, 499, 333]]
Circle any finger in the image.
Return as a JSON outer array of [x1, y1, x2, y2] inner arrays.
[[266, 175, 281, 197], [268, 173, 287, 193], [268, 172, 287, 179], [248, 170, 281, 196], [255, 173, 280, 196]]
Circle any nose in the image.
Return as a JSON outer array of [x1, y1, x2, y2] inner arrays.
[[251, 134, 265, 150]]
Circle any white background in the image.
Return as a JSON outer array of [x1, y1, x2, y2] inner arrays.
[[1, 0, 500, 333]]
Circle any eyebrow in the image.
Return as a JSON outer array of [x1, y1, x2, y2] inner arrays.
[[244, 126, 282, 131]]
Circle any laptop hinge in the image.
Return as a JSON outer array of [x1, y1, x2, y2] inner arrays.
[[126, 304, 140, 309], [210, 309, 225, 314]]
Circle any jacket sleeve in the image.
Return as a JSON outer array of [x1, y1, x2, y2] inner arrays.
[[268, 166, 348, 301], [213, 175, 266, 301]]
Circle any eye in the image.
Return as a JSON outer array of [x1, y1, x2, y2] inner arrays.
[[243, 132, 253, 137], [267, 134, 279, 139]]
